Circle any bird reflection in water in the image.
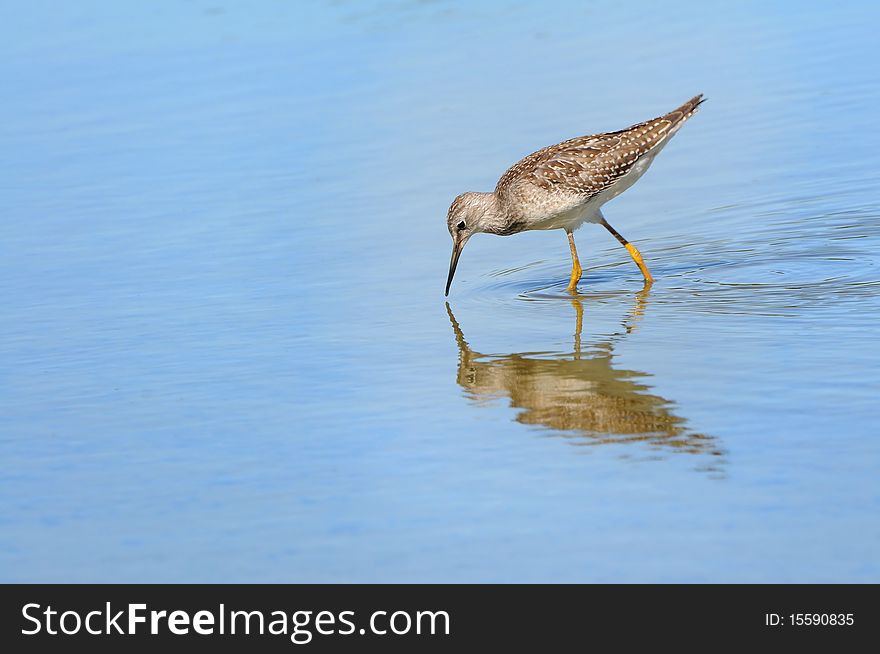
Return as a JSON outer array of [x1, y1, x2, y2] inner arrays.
[[446, 291, 724, 470]]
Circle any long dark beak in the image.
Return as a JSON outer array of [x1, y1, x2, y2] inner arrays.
[[445, 238, 465, 296]]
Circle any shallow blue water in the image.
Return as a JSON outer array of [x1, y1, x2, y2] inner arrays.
[[1, 1, 879, 582]]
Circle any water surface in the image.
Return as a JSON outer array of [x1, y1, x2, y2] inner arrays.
[[1, 1, 879, 581]]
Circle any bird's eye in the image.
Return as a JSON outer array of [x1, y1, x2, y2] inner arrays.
[[457, 221, 466, 231]]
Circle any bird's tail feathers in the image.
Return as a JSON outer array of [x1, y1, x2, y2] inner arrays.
[[666, 94, 705, 127]]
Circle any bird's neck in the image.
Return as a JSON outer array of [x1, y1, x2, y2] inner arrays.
[[473, 192, 511, 235]]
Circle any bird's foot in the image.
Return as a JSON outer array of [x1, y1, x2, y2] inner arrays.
[[566, 267, 582, 294]]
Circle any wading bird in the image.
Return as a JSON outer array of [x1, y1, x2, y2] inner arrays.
[[445, 95, 704, 295]]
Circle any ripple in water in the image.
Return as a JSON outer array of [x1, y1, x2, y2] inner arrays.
[[471, 205, 880, 316]]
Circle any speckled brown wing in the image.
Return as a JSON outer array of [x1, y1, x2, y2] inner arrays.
[[496, 94, 704, 199]]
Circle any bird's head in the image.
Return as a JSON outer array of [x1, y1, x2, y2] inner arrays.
[[445, 192, 498, 295]]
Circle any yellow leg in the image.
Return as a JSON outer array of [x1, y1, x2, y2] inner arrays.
[[624, 242, 654, 285], [565, 230, 583, 292], [601, 218, 653, 286]]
